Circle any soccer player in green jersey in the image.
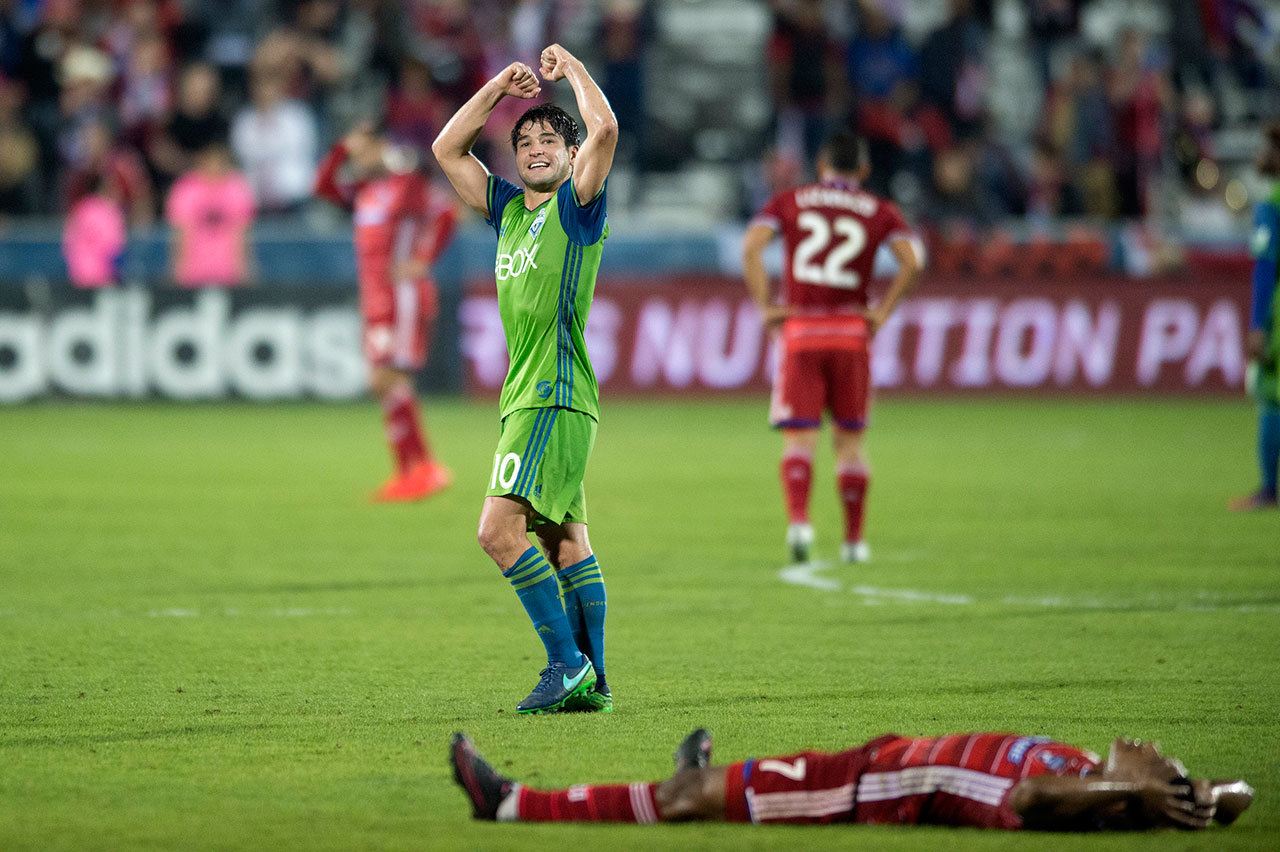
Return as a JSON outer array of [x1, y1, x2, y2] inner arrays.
[[432, 44, 618, 714]]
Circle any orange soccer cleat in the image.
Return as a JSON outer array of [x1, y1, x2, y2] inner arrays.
[[371, 461, 453, 503]]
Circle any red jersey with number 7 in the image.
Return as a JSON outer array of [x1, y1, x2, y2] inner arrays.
[[752, 179, 913, 351], [723, 732, 1100, 828]]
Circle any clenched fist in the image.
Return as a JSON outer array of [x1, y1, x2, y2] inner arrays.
[[539, 44, 578, 82], [493, 62, 541, 99]]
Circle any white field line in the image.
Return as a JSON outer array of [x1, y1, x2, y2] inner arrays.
[[147, 608, 199, 618], [779, 564, 842, 592], [779, 561, 1280, 613], [850, 584, 974, 605]]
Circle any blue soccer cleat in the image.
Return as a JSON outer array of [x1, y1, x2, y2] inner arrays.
[[516, 657, 596, 714]]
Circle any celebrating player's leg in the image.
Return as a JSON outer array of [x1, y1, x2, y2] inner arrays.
[[1231, 123, 1280, 511], [432, 46, 619, 713], [535, 521, 611, 711], [314, 122, 457, 502], [743, 132, 922, 563], [451, 728, 1254, 832]]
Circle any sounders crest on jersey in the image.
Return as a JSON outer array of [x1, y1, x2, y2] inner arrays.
[[530, 207, 548, 239]]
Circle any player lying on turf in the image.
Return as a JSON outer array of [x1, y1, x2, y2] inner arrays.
[[743, 131, 922, 565], [451, 728, 1253, 831], [314, 121, 457, 502], [432, 46, 617, 714]]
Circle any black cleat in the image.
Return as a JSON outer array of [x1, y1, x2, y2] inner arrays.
[[449, 732, 515, 821], [673, 727, 713, 772]]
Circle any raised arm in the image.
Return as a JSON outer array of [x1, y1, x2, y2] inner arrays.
[[431, 63, 541, 216], [742, 222, 788, 328], [539, 44, 618, 204], [314, 140, 354, 210]]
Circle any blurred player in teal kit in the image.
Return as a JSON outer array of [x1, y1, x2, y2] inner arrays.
[[1231, 124, 1280, 511]]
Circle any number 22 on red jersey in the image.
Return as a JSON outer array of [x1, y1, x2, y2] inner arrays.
[[753, 182, 913, 309], [792, 211, 868, 289]]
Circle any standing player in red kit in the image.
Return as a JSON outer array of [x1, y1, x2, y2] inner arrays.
[[315, 122, 458, 502], [451, 727, 1254, 832], [743, 131, 922, 564]]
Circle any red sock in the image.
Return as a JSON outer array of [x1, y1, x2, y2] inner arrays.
[[838, 463, 870, 543], [382, 386, 430, 473], [517, 782, 660, 823], [781, 451, 814, 524]]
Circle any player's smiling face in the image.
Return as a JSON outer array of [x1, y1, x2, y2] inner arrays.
[[514, 121, 575, 193]]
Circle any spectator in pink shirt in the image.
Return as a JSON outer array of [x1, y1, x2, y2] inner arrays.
[[63, 174, 126, 288], [166, 142, 255, 287]]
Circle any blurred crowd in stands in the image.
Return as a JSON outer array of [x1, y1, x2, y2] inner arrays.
[[765, 0, 1277, 231], [0, 0, 1276, 252], [0, 0, 574, 226]]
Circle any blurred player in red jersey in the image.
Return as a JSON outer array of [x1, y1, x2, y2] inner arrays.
[[451, 727, 1254, 832], [315, 121, 458, 502], [743, 131, 922, 564]]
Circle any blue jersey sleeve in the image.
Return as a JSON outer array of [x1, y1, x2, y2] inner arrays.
[[486, 174, 523, 236], [557, 178, 608, 246], [1251, 201, 1279, 332]]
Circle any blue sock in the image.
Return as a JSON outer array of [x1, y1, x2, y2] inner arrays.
[[503, 547, 582, 666], [557, 555, 607, 690], [558, 565, 590, 666], [1260, 406, 1280, 498]]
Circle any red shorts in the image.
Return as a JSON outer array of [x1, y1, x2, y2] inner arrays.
[[723, 738, 892, 824], [769, 342, 870, 431], [361, 278, 438, 371]]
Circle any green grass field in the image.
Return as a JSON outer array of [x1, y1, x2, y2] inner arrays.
[[1, 398, 1277, 850]]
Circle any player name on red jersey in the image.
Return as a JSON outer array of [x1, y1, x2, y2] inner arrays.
[[793, 185, 881, 216]]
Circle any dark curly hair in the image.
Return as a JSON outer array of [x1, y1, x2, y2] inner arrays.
[[510, 104, 581, 151]]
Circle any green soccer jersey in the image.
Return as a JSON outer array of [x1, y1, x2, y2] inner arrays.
[[486, 174, 608, 421]]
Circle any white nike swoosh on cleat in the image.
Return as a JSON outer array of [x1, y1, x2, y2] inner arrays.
[[561, 664, 589, 692]]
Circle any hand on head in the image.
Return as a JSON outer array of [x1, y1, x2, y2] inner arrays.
[[1103, 738, 1251, 830], [1135, 776, 1215, 830]]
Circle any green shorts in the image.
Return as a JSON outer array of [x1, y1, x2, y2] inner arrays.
[[485, 406, 597, 527]]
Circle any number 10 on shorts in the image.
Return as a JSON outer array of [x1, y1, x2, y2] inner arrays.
[[490, 452, 522, 490]]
